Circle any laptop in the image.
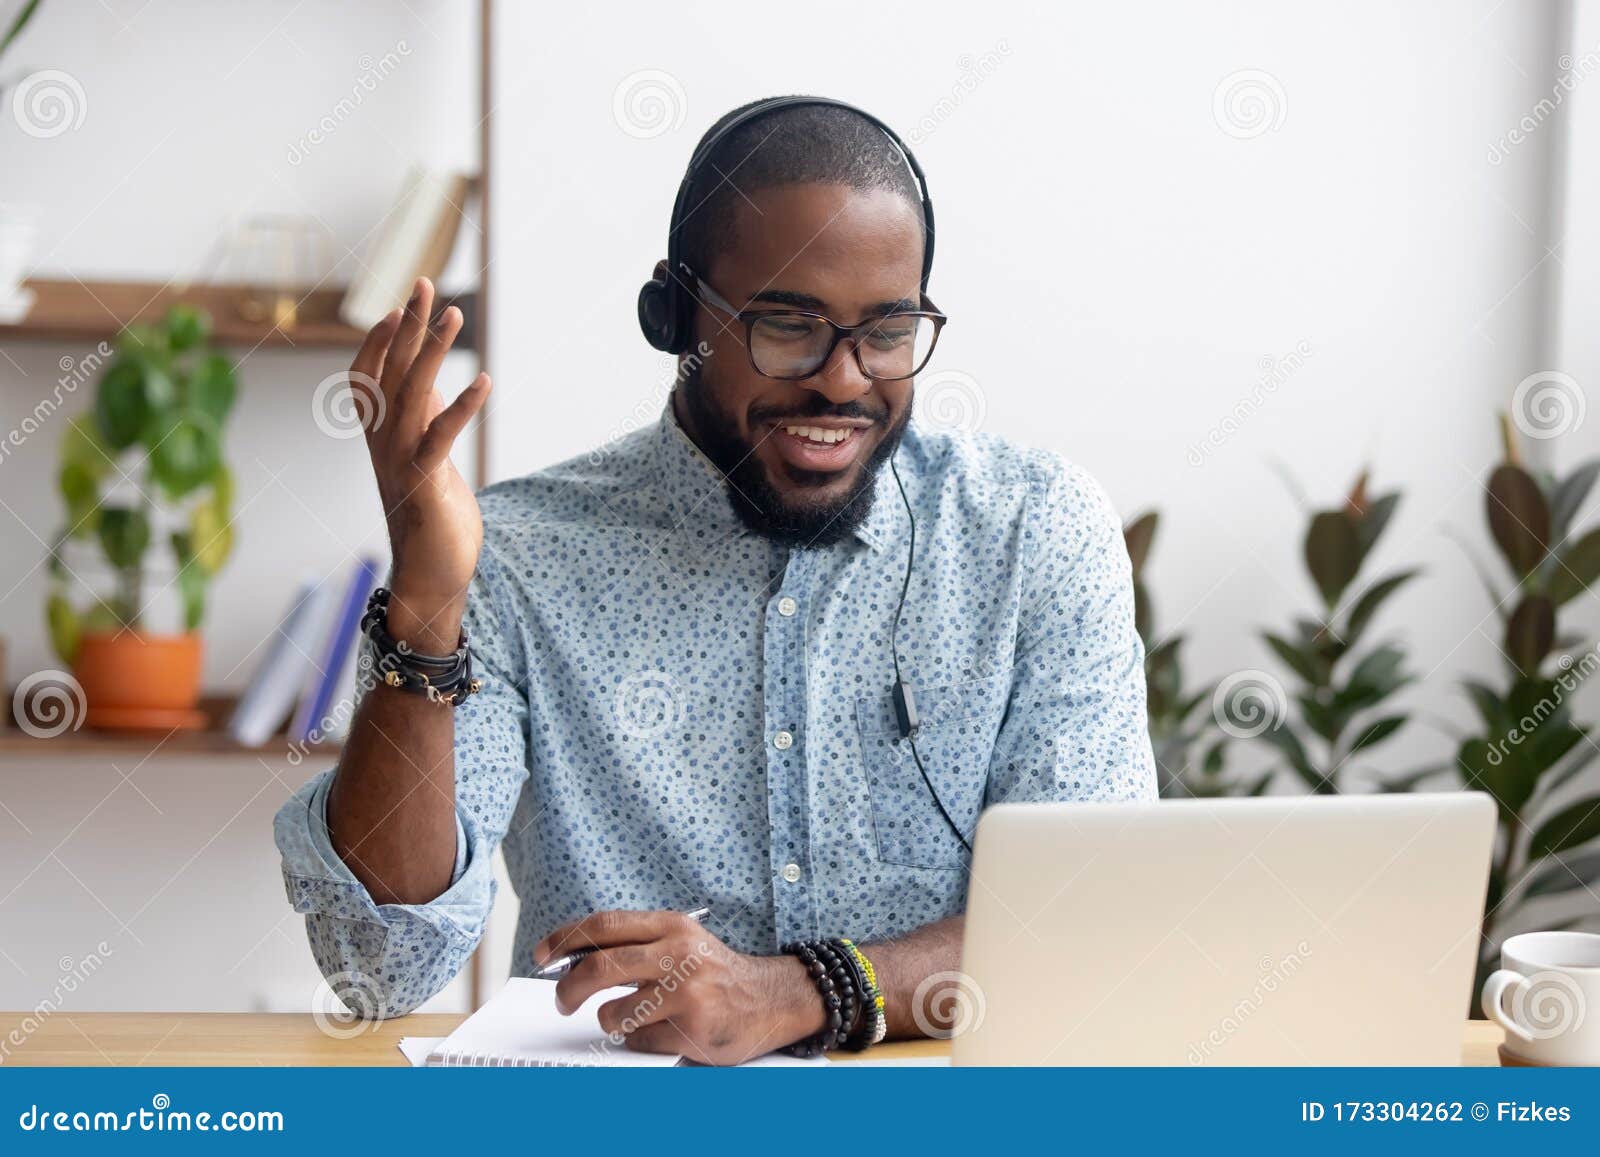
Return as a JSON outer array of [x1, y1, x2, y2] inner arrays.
[[953, 792, 1495, 1065]]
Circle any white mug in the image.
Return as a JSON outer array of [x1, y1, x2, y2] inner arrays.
[[1482, 931, 1600, 1066]]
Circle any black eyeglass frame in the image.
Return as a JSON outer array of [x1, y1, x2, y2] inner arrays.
[[692, 274, 948, 383]]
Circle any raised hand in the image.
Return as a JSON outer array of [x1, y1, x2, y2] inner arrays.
[[348, 277, 492, 653]]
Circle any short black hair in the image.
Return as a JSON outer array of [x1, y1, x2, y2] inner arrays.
[[677, 97, 923, 279]]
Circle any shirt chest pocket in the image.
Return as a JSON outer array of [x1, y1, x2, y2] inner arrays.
[[854, 672, 1010, 870]]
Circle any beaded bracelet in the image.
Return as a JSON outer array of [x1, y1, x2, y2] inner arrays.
[[780, 939, 860, 1057], [360, 587, 482, 707], [840, 938, 887, 1049]]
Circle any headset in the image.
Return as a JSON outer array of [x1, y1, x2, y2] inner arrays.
[[638, 96, 971, 858], [637, 95, 937, 356]]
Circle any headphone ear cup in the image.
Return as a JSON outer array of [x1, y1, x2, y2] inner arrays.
[[637, 277, 677, 352]]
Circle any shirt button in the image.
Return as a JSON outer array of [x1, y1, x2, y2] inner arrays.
[[781, 862, 802, 883], [777, 597, 798, 617], [773, 730, 794, 750]]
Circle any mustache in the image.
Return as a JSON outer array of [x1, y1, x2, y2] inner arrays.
[[747, 399, 888, 425]]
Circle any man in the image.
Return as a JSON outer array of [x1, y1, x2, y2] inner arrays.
[[274, 98, 1155, 1064]]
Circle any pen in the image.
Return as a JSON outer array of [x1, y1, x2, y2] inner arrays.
[[531, 906, 712, 980]]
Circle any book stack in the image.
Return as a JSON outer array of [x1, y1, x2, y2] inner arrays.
[[339, 167, 474, 330], [229, 557, 381, 748]]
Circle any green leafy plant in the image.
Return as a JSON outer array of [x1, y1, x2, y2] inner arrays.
[[46, 306, 237, 663], [1126, 511, 1263, 797], [0, 1, 43, 77], [1252, 472, 1419, 793], [1454, 418, 1600, 998]]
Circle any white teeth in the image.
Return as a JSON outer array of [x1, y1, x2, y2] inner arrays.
[[783, 425, 852, 444]]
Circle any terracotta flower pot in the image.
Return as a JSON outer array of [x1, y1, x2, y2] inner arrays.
[[73, 631, 206, 731]]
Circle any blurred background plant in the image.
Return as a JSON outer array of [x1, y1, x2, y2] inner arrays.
[[46, 305, 237, 662], [1451, 416, 1600, 1001], [1246, 471, 1421, 794], [0, 0, 42, 87], [1126, 510, 1265, 797]]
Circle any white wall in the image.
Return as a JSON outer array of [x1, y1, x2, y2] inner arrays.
[[487, 0, 1578, 793], [1556, 0, 1600, 454]]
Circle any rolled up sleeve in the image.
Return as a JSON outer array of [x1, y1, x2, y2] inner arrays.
[[271, 542, 530, 1016]]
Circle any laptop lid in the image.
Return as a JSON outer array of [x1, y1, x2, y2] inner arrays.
[[952, 793, 1495, 1065]]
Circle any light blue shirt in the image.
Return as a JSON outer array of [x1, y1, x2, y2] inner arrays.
[[273, 409, 1155, 1014]]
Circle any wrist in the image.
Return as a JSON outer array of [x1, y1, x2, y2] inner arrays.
[[384, 585, 466, 654], [768, 954, 829, 1046]]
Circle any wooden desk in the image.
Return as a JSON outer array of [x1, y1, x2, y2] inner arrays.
[[0, 1012, 1502, 1066]]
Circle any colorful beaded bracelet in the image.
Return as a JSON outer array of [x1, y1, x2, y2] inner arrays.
[[840, 938, 887, 1048]]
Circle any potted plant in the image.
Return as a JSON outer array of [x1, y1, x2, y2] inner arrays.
[[1249, 471, 1420, 793], [45, 305, 237, 729], [1452, 417, 1600, 1002]]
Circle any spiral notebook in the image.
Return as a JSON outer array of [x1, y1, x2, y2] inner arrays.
[[425, 979, 680, 1067]]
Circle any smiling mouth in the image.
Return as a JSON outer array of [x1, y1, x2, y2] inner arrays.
[[767, 420, 874, 474], [781, 423, 859, 444]]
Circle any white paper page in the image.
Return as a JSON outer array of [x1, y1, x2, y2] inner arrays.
[[427, 979, 679, 1067], [399, 1036, 444, 1067]]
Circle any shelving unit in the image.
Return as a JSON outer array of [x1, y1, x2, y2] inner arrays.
[[0, 278, 478, 353], [2, 0, 498, 1008], [1, 695, 338, 759]]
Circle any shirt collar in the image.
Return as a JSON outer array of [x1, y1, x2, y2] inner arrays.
[[653, 401, 900, 553]]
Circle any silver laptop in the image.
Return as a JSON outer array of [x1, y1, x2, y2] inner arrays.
[[953, 793, 1495, 1065]]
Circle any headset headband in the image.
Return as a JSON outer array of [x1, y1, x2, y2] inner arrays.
[[639, 96, 935, 354]]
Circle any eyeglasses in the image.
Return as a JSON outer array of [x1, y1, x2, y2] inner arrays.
[[693, 276, 947, 383]]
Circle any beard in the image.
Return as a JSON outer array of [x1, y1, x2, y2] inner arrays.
[[676, 368, 910, 548]]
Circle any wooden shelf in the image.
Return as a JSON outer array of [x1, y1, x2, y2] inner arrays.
[[1, 694, 339, 759], [0, 278, 477, 353]]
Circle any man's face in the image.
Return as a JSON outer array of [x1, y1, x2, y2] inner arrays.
[[675, 183, 924, 547]]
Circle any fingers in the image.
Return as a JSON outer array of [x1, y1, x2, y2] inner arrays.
[[379, 277, 436, 398], [352, 308, 402, 384], [349, 309, 402, 437], [395, 306, 465, 444], [553, 943, 669, 1014], [536, 909, 696, 965], [596, 982, 676, 1037], [620, 1022, 683, 1058], [416, 374, 491, 469]]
